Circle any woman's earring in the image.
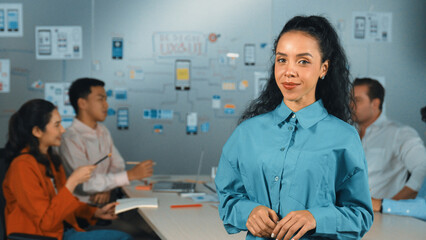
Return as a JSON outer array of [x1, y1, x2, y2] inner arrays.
[[321, 75, 325, 80]]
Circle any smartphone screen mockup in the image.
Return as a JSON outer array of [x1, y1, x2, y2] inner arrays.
[[0, 10, 5, 32], [175, 59, 191, 90], [112, 37, 123, 59], [354, 16, 366, 39], [186, 112, 197, 135], [38, 29, 52, 55], [7, 9, 18, 32], [244, 44, 255, 66], [117, 108, 129, 130]]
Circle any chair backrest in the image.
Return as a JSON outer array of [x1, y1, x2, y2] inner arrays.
[[0, 148, 9, 240]]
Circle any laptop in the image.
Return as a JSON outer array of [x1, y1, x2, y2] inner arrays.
[[152, 151, 204, 193]]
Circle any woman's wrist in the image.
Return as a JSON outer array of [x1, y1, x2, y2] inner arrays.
[[65, 179, 77, 193]]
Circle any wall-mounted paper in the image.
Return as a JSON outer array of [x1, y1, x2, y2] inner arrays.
[[45, 82, 74, 116], [352, 12, 392, 42], [0, 3, 23, 37], [0, 59, 10, 93], [36, 26, 82, 59]]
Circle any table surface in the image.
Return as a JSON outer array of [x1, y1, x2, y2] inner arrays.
[[122, 175, 246, 240], [363, 212, 426, 239], [122, 175, 426, 240]]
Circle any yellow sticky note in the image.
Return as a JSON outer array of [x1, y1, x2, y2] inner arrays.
[[176, 68, 189, 81], [222, 82, 236, 90]]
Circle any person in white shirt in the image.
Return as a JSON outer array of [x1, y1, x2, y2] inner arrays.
[[352, 77, 426, 212], [58, 78, 154, 204]]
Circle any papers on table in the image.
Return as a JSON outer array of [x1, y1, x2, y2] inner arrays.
[[115, 197, 158, 214], [190, 194, 219, 203]]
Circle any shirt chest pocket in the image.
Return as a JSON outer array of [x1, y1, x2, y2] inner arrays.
[[288, 151, 330, 207], [365, 148, 386, 174]]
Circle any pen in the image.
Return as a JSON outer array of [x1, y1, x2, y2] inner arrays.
[[170, 204, 202, 209], [94, 153, 112, 165], [203, 183, 216, 193], [126, 161, 157, 165], [126, 161, 140, 165]]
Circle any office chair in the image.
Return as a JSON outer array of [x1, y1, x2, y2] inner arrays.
[[0, 148, 56, 240]]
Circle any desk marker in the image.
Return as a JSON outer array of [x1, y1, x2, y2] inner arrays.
[[170, 204, 202, 209], [94, 153, 111, 165]]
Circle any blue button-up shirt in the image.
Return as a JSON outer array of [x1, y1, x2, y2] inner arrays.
[[215, 100, 373, 239]]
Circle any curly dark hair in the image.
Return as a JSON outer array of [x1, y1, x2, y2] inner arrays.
[[239, 15, 353, 124], [4, 99, 62, 177]]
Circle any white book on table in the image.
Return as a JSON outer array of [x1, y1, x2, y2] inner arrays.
[[115, 197, 158, 214]]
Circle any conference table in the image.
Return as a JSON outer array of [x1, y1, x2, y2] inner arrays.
[[122, 175, 245, 240], [122, 175, 426, 240]]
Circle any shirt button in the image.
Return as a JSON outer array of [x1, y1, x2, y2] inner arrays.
[[292, 114, 296, 118], [280, 147, 285, 151], [288, 126, 293, 131], [274, 176, 279, 181]]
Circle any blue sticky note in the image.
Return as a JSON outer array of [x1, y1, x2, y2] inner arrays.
[[115, 89, 127, 100], [224, 108, 235, 115], [201, 122, 210, 132], [107, 108, 116, 116]]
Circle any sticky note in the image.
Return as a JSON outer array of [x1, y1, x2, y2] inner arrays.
[[176, 68, 189, 81]]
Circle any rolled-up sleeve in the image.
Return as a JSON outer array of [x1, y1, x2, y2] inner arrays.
[[397, 126, 426, 192]]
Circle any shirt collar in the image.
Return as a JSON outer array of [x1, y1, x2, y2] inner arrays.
[[368, 112, 387, 130], [72, 117, 98, 134], [273, 101, 293, 125], [273, 99, 329, 129]]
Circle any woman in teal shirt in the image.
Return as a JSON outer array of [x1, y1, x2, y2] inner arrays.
[[215, 16, 373, 240]]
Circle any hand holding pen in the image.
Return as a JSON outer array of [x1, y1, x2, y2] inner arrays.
[[65, 153, 111, 193], [127, 160, 155, 181], [65, 165, 96, 193]]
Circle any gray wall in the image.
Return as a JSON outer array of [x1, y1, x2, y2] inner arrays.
[[0, 0, 425, 174]]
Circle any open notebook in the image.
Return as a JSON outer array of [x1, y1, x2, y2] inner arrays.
[[115, 197, 158, 214]]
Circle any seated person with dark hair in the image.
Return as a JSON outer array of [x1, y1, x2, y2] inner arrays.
[[380, 107, 426, 220], [3, 99, 132, 239], [352, 78, 426, 212], [58, 78, 154, 205]]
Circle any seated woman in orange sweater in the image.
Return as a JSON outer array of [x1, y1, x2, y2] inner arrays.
[[2, 99, 132, 240]]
